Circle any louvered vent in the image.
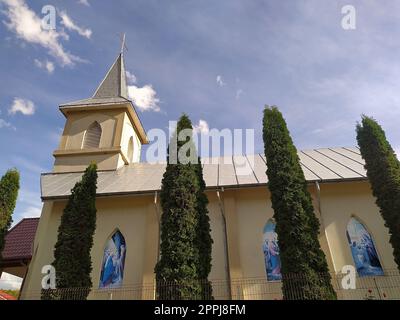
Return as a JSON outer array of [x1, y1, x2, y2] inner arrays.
[[83, 122, 102, 149]]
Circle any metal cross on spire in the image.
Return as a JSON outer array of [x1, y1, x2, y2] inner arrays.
[[120, 32, 128, 54]]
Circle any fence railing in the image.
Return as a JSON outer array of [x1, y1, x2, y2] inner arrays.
[[20, 269, 400, 300]]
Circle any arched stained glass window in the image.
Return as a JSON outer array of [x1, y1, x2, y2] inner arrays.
[[346, 217, 383, 277], [263, 220, 282, 281], [99, 230, 126, 288]]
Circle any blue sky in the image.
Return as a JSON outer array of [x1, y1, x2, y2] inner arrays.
[[1, 0, 400, 229]]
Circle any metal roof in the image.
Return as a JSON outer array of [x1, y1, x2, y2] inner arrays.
[[41, 147, 367, 200], [60, 53, 129, 107], [59, 97, 130, 108], [1, 218, 39, 263]]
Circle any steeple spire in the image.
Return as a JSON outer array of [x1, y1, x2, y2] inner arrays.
[[92, 51, 128, 100], [59, 34, 139, 109], [120, 32, 127, 55]]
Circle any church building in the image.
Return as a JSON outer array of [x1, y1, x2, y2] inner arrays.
[[16, 51, 399, 300]]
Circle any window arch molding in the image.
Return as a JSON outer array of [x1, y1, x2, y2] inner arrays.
[[346, 215, 384, 277], [82, 121, 102, 149], [99, 228, 127, 289]]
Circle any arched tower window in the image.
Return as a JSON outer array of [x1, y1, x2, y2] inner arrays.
[[127, 136, 134, 163], [99, 230, 126, 288], [263, 220, 282, 281], [83, 121, 102, 149], [346, 217, 383, 277]]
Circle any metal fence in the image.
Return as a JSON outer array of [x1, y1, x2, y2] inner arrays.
[[20, 269, 400, 300]]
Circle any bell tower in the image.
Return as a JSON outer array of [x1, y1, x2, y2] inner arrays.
[[53, 45, 148, 173]]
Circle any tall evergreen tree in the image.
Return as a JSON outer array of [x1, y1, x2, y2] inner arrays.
[[155, 114, 213, 300], [0, 169, 20, 262], [195, 156, 213, 299], [43, 163, 98, 300], [356, 116, 400, 271], [262, 106, 336, 300]]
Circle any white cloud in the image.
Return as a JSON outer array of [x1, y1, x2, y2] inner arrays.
[[235, 89, 243, 100], [78, 0, 90, 6], [216, 75, 225, 87], [126, 71, 137, 84], [59, 11, 92, 39], [0, 118, 13, 129], [34, 58, 54, 74], [0, 273, 22, 290], [128, 85, 160, 112], [8, 98, 35, 115], [1, 0, 83, 66], [193, 119, 209, 134]]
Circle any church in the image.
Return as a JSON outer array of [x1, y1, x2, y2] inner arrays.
[[11, 50, 399, 300]]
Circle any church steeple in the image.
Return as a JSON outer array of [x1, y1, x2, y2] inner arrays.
[[60, 50, 130, 107], [92, 53, 128, 100], [54, 37, 148, 173]]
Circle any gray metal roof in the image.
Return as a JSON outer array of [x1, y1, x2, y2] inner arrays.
[[93, 53, 128, 99], [59, 97, 130, 108], [60, 53, 129, 107], [41, 147, 367, 200]]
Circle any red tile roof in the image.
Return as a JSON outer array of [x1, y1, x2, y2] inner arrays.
[[0, 291, 17, 300], [1, 218, 39, 262]]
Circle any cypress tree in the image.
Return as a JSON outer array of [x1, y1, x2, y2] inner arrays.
[[43, 163, 98, 300], [155, 114, 213, 300], [0, 169, 20, 262], [195, 156, 213, 299], [356, 116, 400, 271], [262, 106, 336, 300]]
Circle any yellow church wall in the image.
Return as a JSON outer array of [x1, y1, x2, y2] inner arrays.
[[20, 195, 157, 300], [20, 179, 397, 300], [230, 186, 325, 277], [234, 187, 272, 280], [233, 188, 277, 300], [226, 181, 395, 279], [205, 192, 231, 299], [140, 199, 160, 299], [319, 180, 396, 272], [217, 181, 395, 299], [62, 110, 120, 150], [120, 113, 142, 164], [88, 196, 150, 300], [53, 109, 143, 172], [53, 152, 121, 173], [20, 201, 60, 299]]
